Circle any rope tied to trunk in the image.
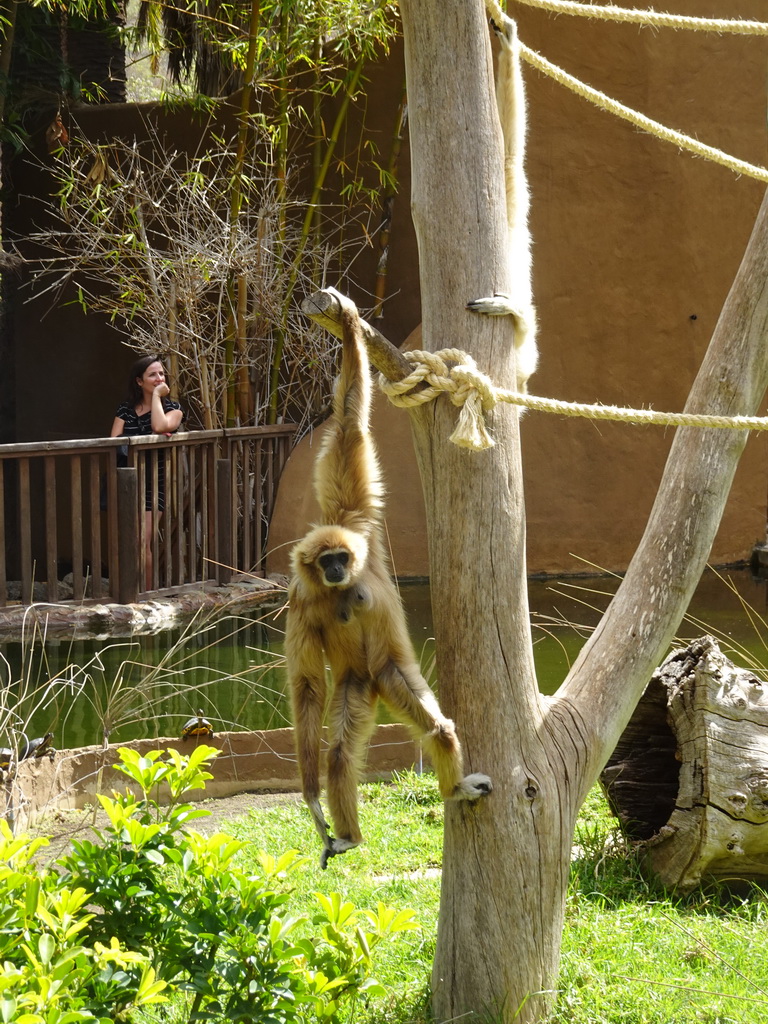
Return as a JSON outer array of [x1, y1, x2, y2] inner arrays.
[[379, 349, 768, 451]]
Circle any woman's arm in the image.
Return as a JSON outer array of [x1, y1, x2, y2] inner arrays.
[[151, 384, 184, 433], [110, 417, 125, 438]]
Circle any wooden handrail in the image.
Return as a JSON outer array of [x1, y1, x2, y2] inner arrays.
[[0, 425, 297, 607], [0, 424, 297, 457]]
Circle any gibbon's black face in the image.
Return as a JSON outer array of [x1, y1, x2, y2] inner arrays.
[[317, 548, 351, 587]]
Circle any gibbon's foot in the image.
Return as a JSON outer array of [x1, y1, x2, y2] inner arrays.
[[319, 836, 359, 870], [452, 773, 493, 801], [307, 797, 334, 843], [466, 292, 520, 317]]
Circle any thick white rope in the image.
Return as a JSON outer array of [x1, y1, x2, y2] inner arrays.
[[379, 349, 768, 451], [519, 43, 768, 183], [508, 0, 768, 35], [483, 0, 768, 183], [407, 3, 768, 450]]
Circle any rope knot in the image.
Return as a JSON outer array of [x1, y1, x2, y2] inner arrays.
[[378, 347, 768, 442], [378, 348, 502, 450], [446, 357, 499, 449]]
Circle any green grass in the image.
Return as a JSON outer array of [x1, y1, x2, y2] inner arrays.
[[224, 772, 443, 1023], [222, 773, 768, 1024]]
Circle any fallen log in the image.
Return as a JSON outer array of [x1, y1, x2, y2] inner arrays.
[[601, 635, 768, 890]]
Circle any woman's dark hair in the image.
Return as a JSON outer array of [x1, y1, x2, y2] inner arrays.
[[127, 355, 164, 406]]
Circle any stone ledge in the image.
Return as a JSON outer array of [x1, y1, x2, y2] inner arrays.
[[1, 723, 421, 833]]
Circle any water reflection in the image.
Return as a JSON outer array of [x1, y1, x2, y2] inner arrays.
[[1, 568, 767, 750], [0, 610, 289, 749], [529, 568, 768, 694]]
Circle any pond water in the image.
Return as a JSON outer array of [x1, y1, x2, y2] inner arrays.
[[2, 567, 768, 751]]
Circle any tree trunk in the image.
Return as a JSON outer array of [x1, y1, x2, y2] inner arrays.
[[399, 1, 768, 1021], [400, 3, 562, 1019]]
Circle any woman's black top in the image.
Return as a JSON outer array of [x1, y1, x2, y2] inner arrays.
[[114, 399, 184, 511]]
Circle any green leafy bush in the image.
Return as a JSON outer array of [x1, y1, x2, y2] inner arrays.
[[0, 823, 166, 1024], [1, 745, 417, 1024]]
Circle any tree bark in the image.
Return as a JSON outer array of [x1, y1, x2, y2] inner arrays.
[[604, 636, 768, 891], [398, 0, 768, 1021], [400, 3, 553, 1020]]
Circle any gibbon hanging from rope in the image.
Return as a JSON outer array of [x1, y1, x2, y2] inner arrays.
[[466, 15, 539, 392], [285, 289, 492, 868]]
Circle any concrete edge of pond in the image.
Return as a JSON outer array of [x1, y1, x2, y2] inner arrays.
[[1, 722, 421, 834], [0, 574, 291, 641]]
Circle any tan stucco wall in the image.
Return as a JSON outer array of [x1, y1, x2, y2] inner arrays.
[[7, 4, 767, 579], [268, 2, 768, 577]]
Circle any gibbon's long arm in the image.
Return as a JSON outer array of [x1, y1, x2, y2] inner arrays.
[[497, 17, 530, 267], [300, 290, 414, 383], [312, 288, 385, 537], [466, 17, 538, 392]]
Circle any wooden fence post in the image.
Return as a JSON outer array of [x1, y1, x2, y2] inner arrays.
[[44, 455, 58, 602], [117, 467, 139, 605], [216, 458, 232, 586]]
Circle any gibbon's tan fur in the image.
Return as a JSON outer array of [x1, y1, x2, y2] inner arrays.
[[286, 288, 492, 867], [466, 16, 538, 392]]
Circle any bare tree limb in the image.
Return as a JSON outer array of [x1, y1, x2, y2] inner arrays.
[[398, 3, 547, 1021], [301, 288, 414, 382]]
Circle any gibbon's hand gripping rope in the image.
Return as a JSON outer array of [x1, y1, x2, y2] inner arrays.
[[378, 349, 768, 452]]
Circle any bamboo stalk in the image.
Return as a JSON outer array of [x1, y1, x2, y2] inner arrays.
[[168, 278, 179, 400], [0, 1, 19, 147], [373, 82, 408, 319], [225, 0, 262, 427], [235, 274, 252, 422], [268, 54, 367, 423]]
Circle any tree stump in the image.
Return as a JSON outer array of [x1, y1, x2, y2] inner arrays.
[[601, 635, 768, 890]]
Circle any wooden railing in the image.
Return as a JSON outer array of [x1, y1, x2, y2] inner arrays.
[[0, 425, 296, 607]]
